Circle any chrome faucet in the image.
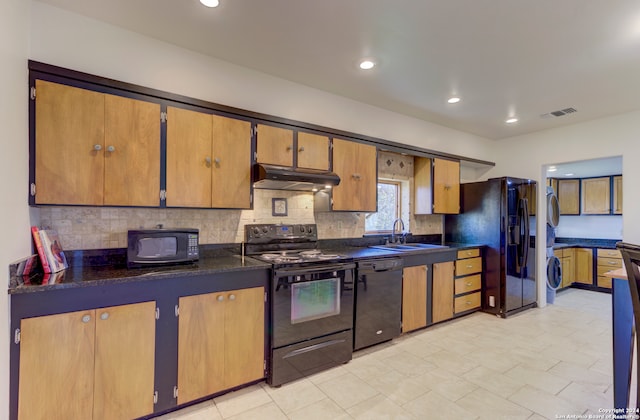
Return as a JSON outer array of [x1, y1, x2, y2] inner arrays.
[[390, 218, 405, 244]]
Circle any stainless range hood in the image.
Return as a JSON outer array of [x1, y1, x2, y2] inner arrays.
[[253, 163, 340, 191]]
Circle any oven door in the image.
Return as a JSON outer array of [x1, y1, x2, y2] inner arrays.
[[272, 263, 355, 348]]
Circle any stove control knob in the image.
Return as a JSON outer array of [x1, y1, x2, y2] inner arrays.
[[299, 226, 305, 233], [308, 226, 313, 234], [262, 227, 268, 233], [253, 227, 260, 236]]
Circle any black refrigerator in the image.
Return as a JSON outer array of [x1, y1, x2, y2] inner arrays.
[[445, 177, 537, 317]]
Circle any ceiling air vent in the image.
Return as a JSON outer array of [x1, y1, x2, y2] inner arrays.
[[540, 107, 577, 119]]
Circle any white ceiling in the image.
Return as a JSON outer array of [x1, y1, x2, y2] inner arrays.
[[546, 156, 622, 179], [37, 0, 640, 141]]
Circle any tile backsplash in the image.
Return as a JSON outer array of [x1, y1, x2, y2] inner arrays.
[[36, 151, 443, 250]]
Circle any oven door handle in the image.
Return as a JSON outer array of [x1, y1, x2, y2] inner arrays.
[[282, 338, 347, 359], [274, 263, 355, 277]]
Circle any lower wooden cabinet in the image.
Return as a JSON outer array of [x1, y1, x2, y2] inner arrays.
[[453, 248, 482, 314], [597, 248, 622, 289], [18, 301, 156, 420], [432, 261, 454, 323], [177, 287, 265, 403], [402, 265, 427, 332], [574, 248, 594, 285]]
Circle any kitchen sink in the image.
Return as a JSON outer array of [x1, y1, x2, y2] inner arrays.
[[369, 243, 449, 252]]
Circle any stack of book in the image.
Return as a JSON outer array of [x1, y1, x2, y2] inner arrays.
[[31, 226, 68, 274]]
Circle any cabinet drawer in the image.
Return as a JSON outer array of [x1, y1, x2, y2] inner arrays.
[[456, 257, 482, 276], [597, 249, 621, 259], [597, 257, 623, 269], [454, 292, 481, 314], [455, 275, 481, 295], [597, 275, 613, 289], [457, 248, 480, 259]]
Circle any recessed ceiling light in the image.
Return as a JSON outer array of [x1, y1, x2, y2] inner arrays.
[[200, 0, 219, 7], [505, 117, 519, 124], [447, 97, 461, 104], [565, 173, 574, 177], [547, 167, 557, 172], [359, 60, 375, 70]]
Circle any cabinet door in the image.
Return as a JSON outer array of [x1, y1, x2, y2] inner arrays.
[[613, 176, 622, 215], [413, 157, 433, 215], [211, 115, 252, 208], [93, 302, 156, 420], [256, 124, 294, 167], [18, 310, 96, 420], [581, 177, 610, 214], [402, 265, 427, 332], [561, 249, 575, 287], [332, 139, 377, 211], [35, 80, 105, 205], [432, 261, 454, 323], [574, 248, 593, 285], [104, 94, 161, 206], [223, 287, 265, 388], [558, 179, 580, 215], [297, 132, 329, 170], [166, 106, 213, 207], [433, 158, 460, 214], [177, 292, 225, 403]]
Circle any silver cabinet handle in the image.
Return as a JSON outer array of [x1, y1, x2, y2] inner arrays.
[[466, 282, 473, 286], [214, 157, 221, 164], [352, 173, 361, 179], [299, 146, 305, 152], [106, 145, 115, 152], [286, 145, 293, 151], [467, 265, 473, 268], [81, 315, 91, 323], [93, 144, 102, 151], [229, 294, 236, 301], [217, 295, 224, 302], [205, 157, 212, 165], [466, 301, 472, 306], [100, 312, 109, 321]]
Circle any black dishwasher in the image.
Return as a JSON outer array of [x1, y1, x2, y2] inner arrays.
[[354, 257, 403, 350]]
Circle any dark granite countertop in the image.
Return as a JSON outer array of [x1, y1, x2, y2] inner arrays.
[[9, 249, 270, 294], [8, 240, 483, 295], [553, 237, 620, 250]]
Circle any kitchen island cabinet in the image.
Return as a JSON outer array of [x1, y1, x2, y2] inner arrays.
[[332, 139, 377, 211], [18, 301, 156, 420], [33, 79, 161, 206], [166, 106, 252, 209], [177, 287, 264, 403]]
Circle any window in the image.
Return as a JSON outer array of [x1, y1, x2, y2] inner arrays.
[[365, 181, 400, 233]]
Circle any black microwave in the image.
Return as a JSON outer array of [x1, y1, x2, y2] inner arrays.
[[127, 229, 199, 268]]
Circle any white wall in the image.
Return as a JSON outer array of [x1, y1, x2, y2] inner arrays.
[[30, 2, 496, 162], [556, 215, 623, 240], [1, 0, 31, 416]]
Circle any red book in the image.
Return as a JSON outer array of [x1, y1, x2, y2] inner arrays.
[[31, 226, 51, 273], [38, 229, 68, 273]]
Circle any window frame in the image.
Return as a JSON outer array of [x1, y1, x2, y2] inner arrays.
[[365, 180, 402, 234]]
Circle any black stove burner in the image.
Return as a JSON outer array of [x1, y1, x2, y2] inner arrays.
[[256, 250, 345, 264]]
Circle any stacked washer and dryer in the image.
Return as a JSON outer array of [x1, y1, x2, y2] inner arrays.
[[545, 186, 562, 303]]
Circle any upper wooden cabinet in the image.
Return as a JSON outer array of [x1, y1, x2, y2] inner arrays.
[[413, 157, 460, 215], [18, 302, 156, 420], [433, 158, 460, 214], [177, 287, 264, 404], [581, 177, 610, 215], [34, 80, 161, 206], [297, 132, 330, 170], [255, 124, 294, 167], [613, 175, 623, 215], [557, 179, 580, 215], [166, 106, 252, 209], [331, 139, 377, 211]]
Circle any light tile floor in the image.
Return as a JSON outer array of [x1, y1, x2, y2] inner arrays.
[[152, 288, 614, 420]]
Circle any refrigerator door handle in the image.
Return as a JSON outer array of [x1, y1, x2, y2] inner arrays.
[[521, 198, 530, 270]]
